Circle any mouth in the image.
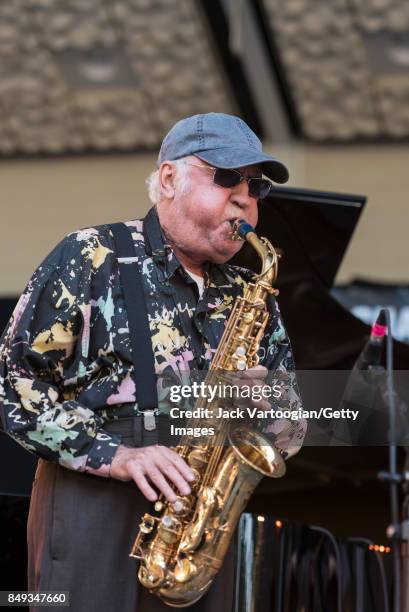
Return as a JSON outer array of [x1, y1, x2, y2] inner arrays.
[[226, 219, 245, 241]]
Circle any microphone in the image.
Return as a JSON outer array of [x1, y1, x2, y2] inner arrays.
[[355, 309, 387, 371]]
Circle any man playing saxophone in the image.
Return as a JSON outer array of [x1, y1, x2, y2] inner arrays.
[[0, 113, 306, 611]]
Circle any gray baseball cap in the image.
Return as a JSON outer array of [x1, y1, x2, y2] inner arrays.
[[157, 112, 289, 184]]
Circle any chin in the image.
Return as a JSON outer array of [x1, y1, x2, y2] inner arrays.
[[211, 243, 242, 264], [211, 254, 232, 265]]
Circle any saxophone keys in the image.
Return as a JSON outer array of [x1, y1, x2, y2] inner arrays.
[[129, 538, 144, 559], [236, 359, 247, 370], [172, 496, 190, 515], [159, 515, 182, 543], [235, 346, 246, 357], [161, 515, 174, 528], [140, 514, 156, 534], [139, 563, 166, 589], [173, 499, 184, 513], [174, 557, 197, 583]]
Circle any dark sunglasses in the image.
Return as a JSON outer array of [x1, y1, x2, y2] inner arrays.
[[185, 162, 273, 200]]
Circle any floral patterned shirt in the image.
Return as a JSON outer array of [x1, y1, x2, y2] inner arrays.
[[0, 207, 306, 477]]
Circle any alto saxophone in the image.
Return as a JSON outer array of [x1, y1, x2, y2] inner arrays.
[[130, 219, 286, 607]]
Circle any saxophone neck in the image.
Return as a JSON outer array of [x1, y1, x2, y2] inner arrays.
[[232, 220, 280, 286]]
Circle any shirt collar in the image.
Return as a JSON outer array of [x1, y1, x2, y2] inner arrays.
[[142, 206, 180, 282]]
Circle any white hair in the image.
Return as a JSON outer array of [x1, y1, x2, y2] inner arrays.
[[146, 158, 191, 205]]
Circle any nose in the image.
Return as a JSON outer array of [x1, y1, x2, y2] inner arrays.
[[230, 179, 257, 210]]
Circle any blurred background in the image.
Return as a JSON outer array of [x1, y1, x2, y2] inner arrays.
[[0, 0, 408, 609], [0, 0, 408, 294]]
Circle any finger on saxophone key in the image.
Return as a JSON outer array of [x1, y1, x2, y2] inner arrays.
[[109, 444, 193, 502], [163, 447, 196, 482], [156, 462, 192, 497]]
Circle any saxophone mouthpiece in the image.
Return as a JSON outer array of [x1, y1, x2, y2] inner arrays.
[[231, 219, 255, 241]]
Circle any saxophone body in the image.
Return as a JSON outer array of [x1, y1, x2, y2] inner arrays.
[[130, 220, 286, 607]]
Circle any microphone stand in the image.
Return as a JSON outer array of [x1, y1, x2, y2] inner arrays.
[[336, 307, 409, 610], [376, 309, 405, 612], [400, 451, 409, 612]]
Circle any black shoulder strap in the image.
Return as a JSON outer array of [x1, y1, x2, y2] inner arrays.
[[109, 223, 157, 412]]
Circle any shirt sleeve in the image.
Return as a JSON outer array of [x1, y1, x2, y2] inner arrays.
[[0, 230, 121, 477], [262, 296, 307, 460]]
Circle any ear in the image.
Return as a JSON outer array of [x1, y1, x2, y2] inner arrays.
[[159, 162, 176, 200]]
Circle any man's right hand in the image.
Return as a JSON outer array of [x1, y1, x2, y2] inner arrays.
[[110, 444, 195, 503]]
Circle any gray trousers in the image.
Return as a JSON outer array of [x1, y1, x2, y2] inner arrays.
[[27, 418, 234, 612]]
